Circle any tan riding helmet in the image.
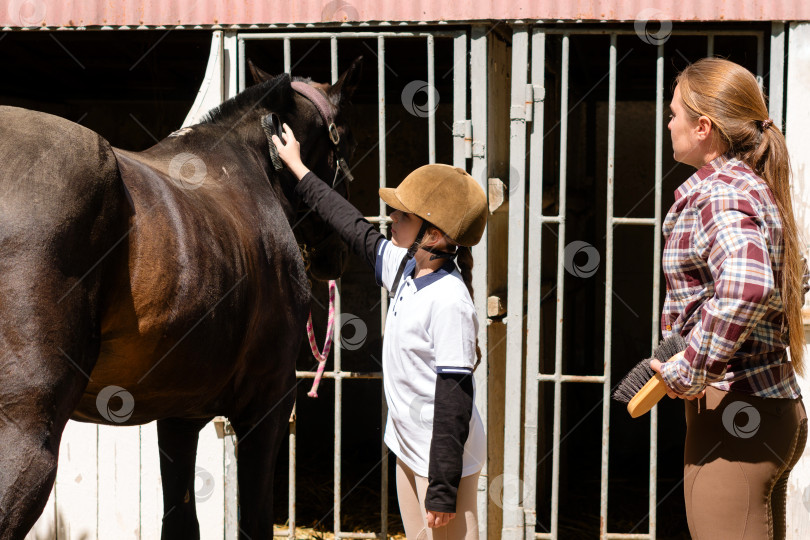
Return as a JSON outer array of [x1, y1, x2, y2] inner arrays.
[[378, 164, 488, 247]]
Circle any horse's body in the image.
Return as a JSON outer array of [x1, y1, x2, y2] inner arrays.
[[0, 63, 359, 539]]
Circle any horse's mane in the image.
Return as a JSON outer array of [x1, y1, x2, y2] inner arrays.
[[200, 75, 314, 126]]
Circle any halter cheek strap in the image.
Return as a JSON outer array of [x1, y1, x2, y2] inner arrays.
[[290, 81, 354, 186]]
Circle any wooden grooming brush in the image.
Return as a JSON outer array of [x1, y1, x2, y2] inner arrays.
[[612, 334, 687, 418]]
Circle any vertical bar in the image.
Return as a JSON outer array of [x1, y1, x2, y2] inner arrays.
[[284, 37, 291, 74], [334, 282, 342, 538], [289, 404, 296, 539], [649, 43, 666, 540], [427, 34, 437, 163], [378, 36, 388, 202], [377, 34, 390, 540], [550, 33, 570, 540], [600, 33, 617, 540], [706, 34, 714, 57], [756, 33, 765, 89], [470, 26, 489, 540], [237, 37, 246, 92], [502, 25, 529, 540], [770, 23, 786, 130], [453, 33, 468, 168], [523, 28, 546, 540], [224, 432, 238, 539], [331, 36, 338, 84]]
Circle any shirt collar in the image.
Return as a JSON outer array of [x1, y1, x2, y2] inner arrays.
[[673, 153, 732, 204], [408, 259, 457, 291]]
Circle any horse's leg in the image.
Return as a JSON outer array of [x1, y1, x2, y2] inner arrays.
[[0, 125, 125, 538], [231, 388, 296, 539], [0, 238, 118, 539], [157, 417, 211, 540]]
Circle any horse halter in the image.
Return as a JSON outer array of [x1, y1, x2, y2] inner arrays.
[[290, 81, 354, 187]]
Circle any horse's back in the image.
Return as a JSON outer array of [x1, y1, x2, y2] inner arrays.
[[0, 106, 125, 230]]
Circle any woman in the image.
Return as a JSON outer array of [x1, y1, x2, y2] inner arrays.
[[650, 57, 808, 539], [273, 124, 487, 539]]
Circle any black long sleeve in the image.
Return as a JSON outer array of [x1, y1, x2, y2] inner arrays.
[[294, 171, 384, 270], [426, 372, 474, 513]]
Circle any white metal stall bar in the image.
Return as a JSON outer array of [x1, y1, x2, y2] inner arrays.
[[237, 28, 472, 539], [502, 24, 529, 540], [469, 26, 490, 540], [600, 33, 618, 539], [523, 26, 546, 540]]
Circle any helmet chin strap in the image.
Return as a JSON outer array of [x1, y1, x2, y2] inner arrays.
[[407, 220, 458, 261]]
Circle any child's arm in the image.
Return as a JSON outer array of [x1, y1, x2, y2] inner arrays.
[[273, 124, 383, 270], [425, 371, 474, 521]]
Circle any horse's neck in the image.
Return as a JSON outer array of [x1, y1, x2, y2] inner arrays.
[[116, 125, 297, 219]]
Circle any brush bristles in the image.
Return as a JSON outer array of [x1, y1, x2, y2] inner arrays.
[[260, 117, 285, 171], [611, 335, 688, 404]]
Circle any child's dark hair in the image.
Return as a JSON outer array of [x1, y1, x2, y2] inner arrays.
[[456, 245, 483, 370]]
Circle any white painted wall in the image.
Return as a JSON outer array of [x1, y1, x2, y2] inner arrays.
[[785, 21, 810, 540]]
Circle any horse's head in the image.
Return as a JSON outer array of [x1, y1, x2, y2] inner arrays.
[[246, 58, 362, 282]]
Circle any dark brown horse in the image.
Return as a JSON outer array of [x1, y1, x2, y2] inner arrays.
[[0, 59, 361, 539]]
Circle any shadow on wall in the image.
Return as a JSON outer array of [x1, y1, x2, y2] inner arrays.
[[28, 510, 91, 540]]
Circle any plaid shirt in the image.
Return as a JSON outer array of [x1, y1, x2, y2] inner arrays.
[[659, 154, 806, 398]]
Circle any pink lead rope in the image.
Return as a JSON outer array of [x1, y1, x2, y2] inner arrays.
[[305, 280, 337, 398]]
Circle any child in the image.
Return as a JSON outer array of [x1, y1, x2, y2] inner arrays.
[[273, 124, 487, 539]]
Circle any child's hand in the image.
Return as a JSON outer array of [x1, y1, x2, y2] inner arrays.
[[271, 123, 310, 180], [426, 510, 455, 529]]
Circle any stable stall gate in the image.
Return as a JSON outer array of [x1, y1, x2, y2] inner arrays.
[[501, 24, 780, 540], [233, 28, 490, 540]]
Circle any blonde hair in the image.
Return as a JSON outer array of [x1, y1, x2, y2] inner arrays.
[[676, 57, 806, 374]]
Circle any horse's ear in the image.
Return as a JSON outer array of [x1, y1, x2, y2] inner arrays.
[[328, 56, 363, 105], [248, 59, 274, 84]]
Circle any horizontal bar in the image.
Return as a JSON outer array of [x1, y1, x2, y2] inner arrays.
[[365, 215, 393, 224], [240, 31, 465, 40], [536, 374, 606, 383], [537, 28, 763, 36], [296, 371, 383, 379], [612, 217, 656, 225], [274, 531, 382, 539], [536, 535, 651, 540]]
